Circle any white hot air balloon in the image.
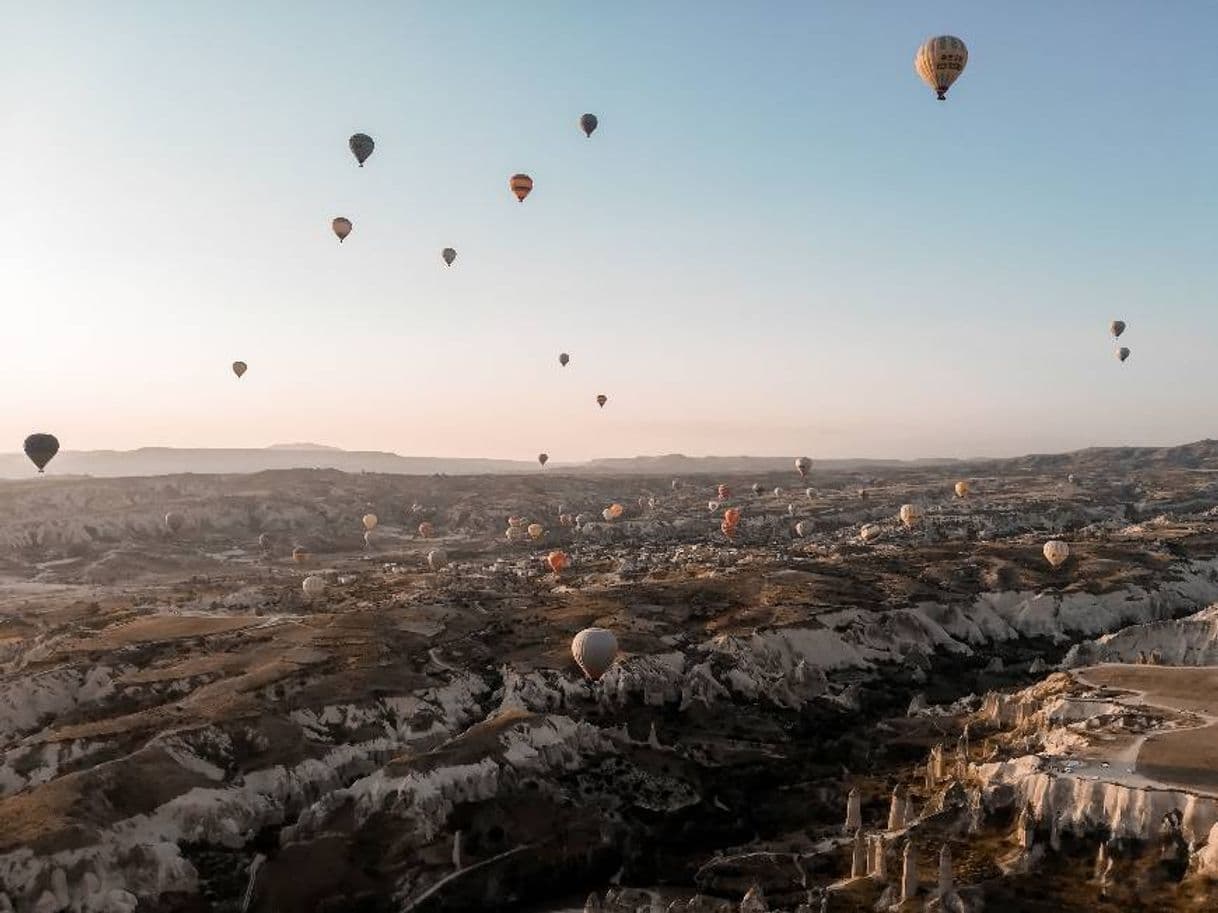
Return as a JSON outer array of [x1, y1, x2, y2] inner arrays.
[[795, 456, 812, 479], [787, 503, 795, 516], [601, 508, 614, 522], [1043, 540, 1070, 568], [571, 627, 619, 681], [302, 575, 326, 596], [860, 524, 883, 543], [899, 504, 923, 528], [915, 35, 968, 100], [427, 549, 448, 571], [806, 487, 816, 500], [795, 521, 811, 538], [773, 487, 782, 497], [362, 513, 378, 531], [954, 481, 971, 498], [708, 501, 720, 512]]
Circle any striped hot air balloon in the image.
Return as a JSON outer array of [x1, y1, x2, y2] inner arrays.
[[915, 35, 968, 100]]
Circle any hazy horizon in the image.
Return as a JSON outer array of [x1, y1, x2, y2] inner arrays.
[[7, 2, 1218, 463]]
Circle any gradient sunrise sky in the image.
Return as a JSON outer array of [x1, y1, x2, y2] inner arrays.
[[4, 1, 1218, 462]]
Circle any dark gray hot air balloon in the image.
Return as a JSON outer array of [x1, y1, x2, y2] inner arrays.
[[1117, 347, 1130, 363], [349, 133, 375, 167], [579, 113, 599, 138], [23, 433, 59, 473], [232, 361, 247, 379], [538, 452, 549, 467], [1110, 320, 1126, 338], [442, 247, 457, 267], [332, 217, 352, 242], [596, 394, 607, 408], [559, 352, 570, 367]]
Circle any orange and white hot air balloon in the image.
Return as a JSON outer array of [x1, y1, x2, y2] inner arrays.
[[914, 35, 968, 100], [1043, 540, 1070, 568], [510, 173, 533, 202], [547, 550, 569, 574], [608, 503, 625, 519], [332, 217, 352, 242]]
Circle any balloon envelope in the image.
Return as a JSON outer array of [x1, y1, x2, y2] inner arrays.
[[302, 575, 326, 596], [795, 456, 812, 478], [1117, 347, 1131, 362], [362, 513, 378, 531], [292, 546, 309, 563], [527, 523, 544, 540], [860, 524, 882, 542], [1043, 540, 1070, 568], [579, 113, 599, 137], [915, 35, 968, 99], [899, 504, 922, 528], [510, 173, 533, 202], [348, 133, 374, 166], [232, 361, 247, 378], [418, 522, 435, 538], [596, 394, 607, 408], [559, 352, 570, 367], [538, 453, 549, 466], [954, 481, 971, 498], [608, 503, 624, 519], [332, 217, 352, 241], [442, 247, 457, 266], [795, 521, 811, 538], [1110, 320, 1126, 338], [23, 433, 59, 472], [547, 550, 569, 573], [427, 549, 448, 571], [572, 627, 618, 680]]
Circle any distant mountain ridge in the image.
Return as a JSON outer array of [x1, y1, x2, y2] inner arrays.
[[3, 440, 1218, 480]]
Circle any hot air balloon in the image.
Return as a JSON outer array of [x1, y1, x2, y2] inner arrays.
[[1043, 540, 1070, 568], [510, 173, 533, 202], [258, 533, 272, 552], [773, 488, 782, 497], [559, 513, 575, 527], [899, 504, 922, 528], [332, 217, 352, 242], [442, 247, 457, 267], [292, 545, 309, 563], [752, 483, 764, 495], [717, 484, 731, 500], [302, 575, 326, 596], [795, 521, 811, 538], [720, 520, 736, 541], [547, 550, 569, 574], [418, 521, 435, 538], [349, 133, 374, 167], [608, 503, 624, 519], [506, 526, 527, 542], [1067, 473, 1077, 485], [527, 523, 544, 540], [23, 433, 59, 473], [787, 503, 795, 516], [806, 488, 816, 500], [164, 512, 185, 534], [724, 507, 741, 527], [708, 501, 720, 512], [860, 524, 882, 543], [559, 352, 570, 367], [362, 513, 378, 531], [572, 627, 618, 680], [232, 361, 247, 379], [954, 481, 971, 498], [1117, 347, 1130, 362], [508, 515, 525, 528], [596, 394, 608, 408], [428, 549, 448, 571], [538, 453, 549, 467], [602, 508, 614, 522], [579, 113, 599, 138], [915, 35, 968, 100], [795, 456, 812, 479], [1110, 320, 1126, 338]]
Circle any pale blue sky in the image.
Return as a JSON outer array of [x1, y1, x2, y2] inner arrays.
[[4, 2, 1217, 461]]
